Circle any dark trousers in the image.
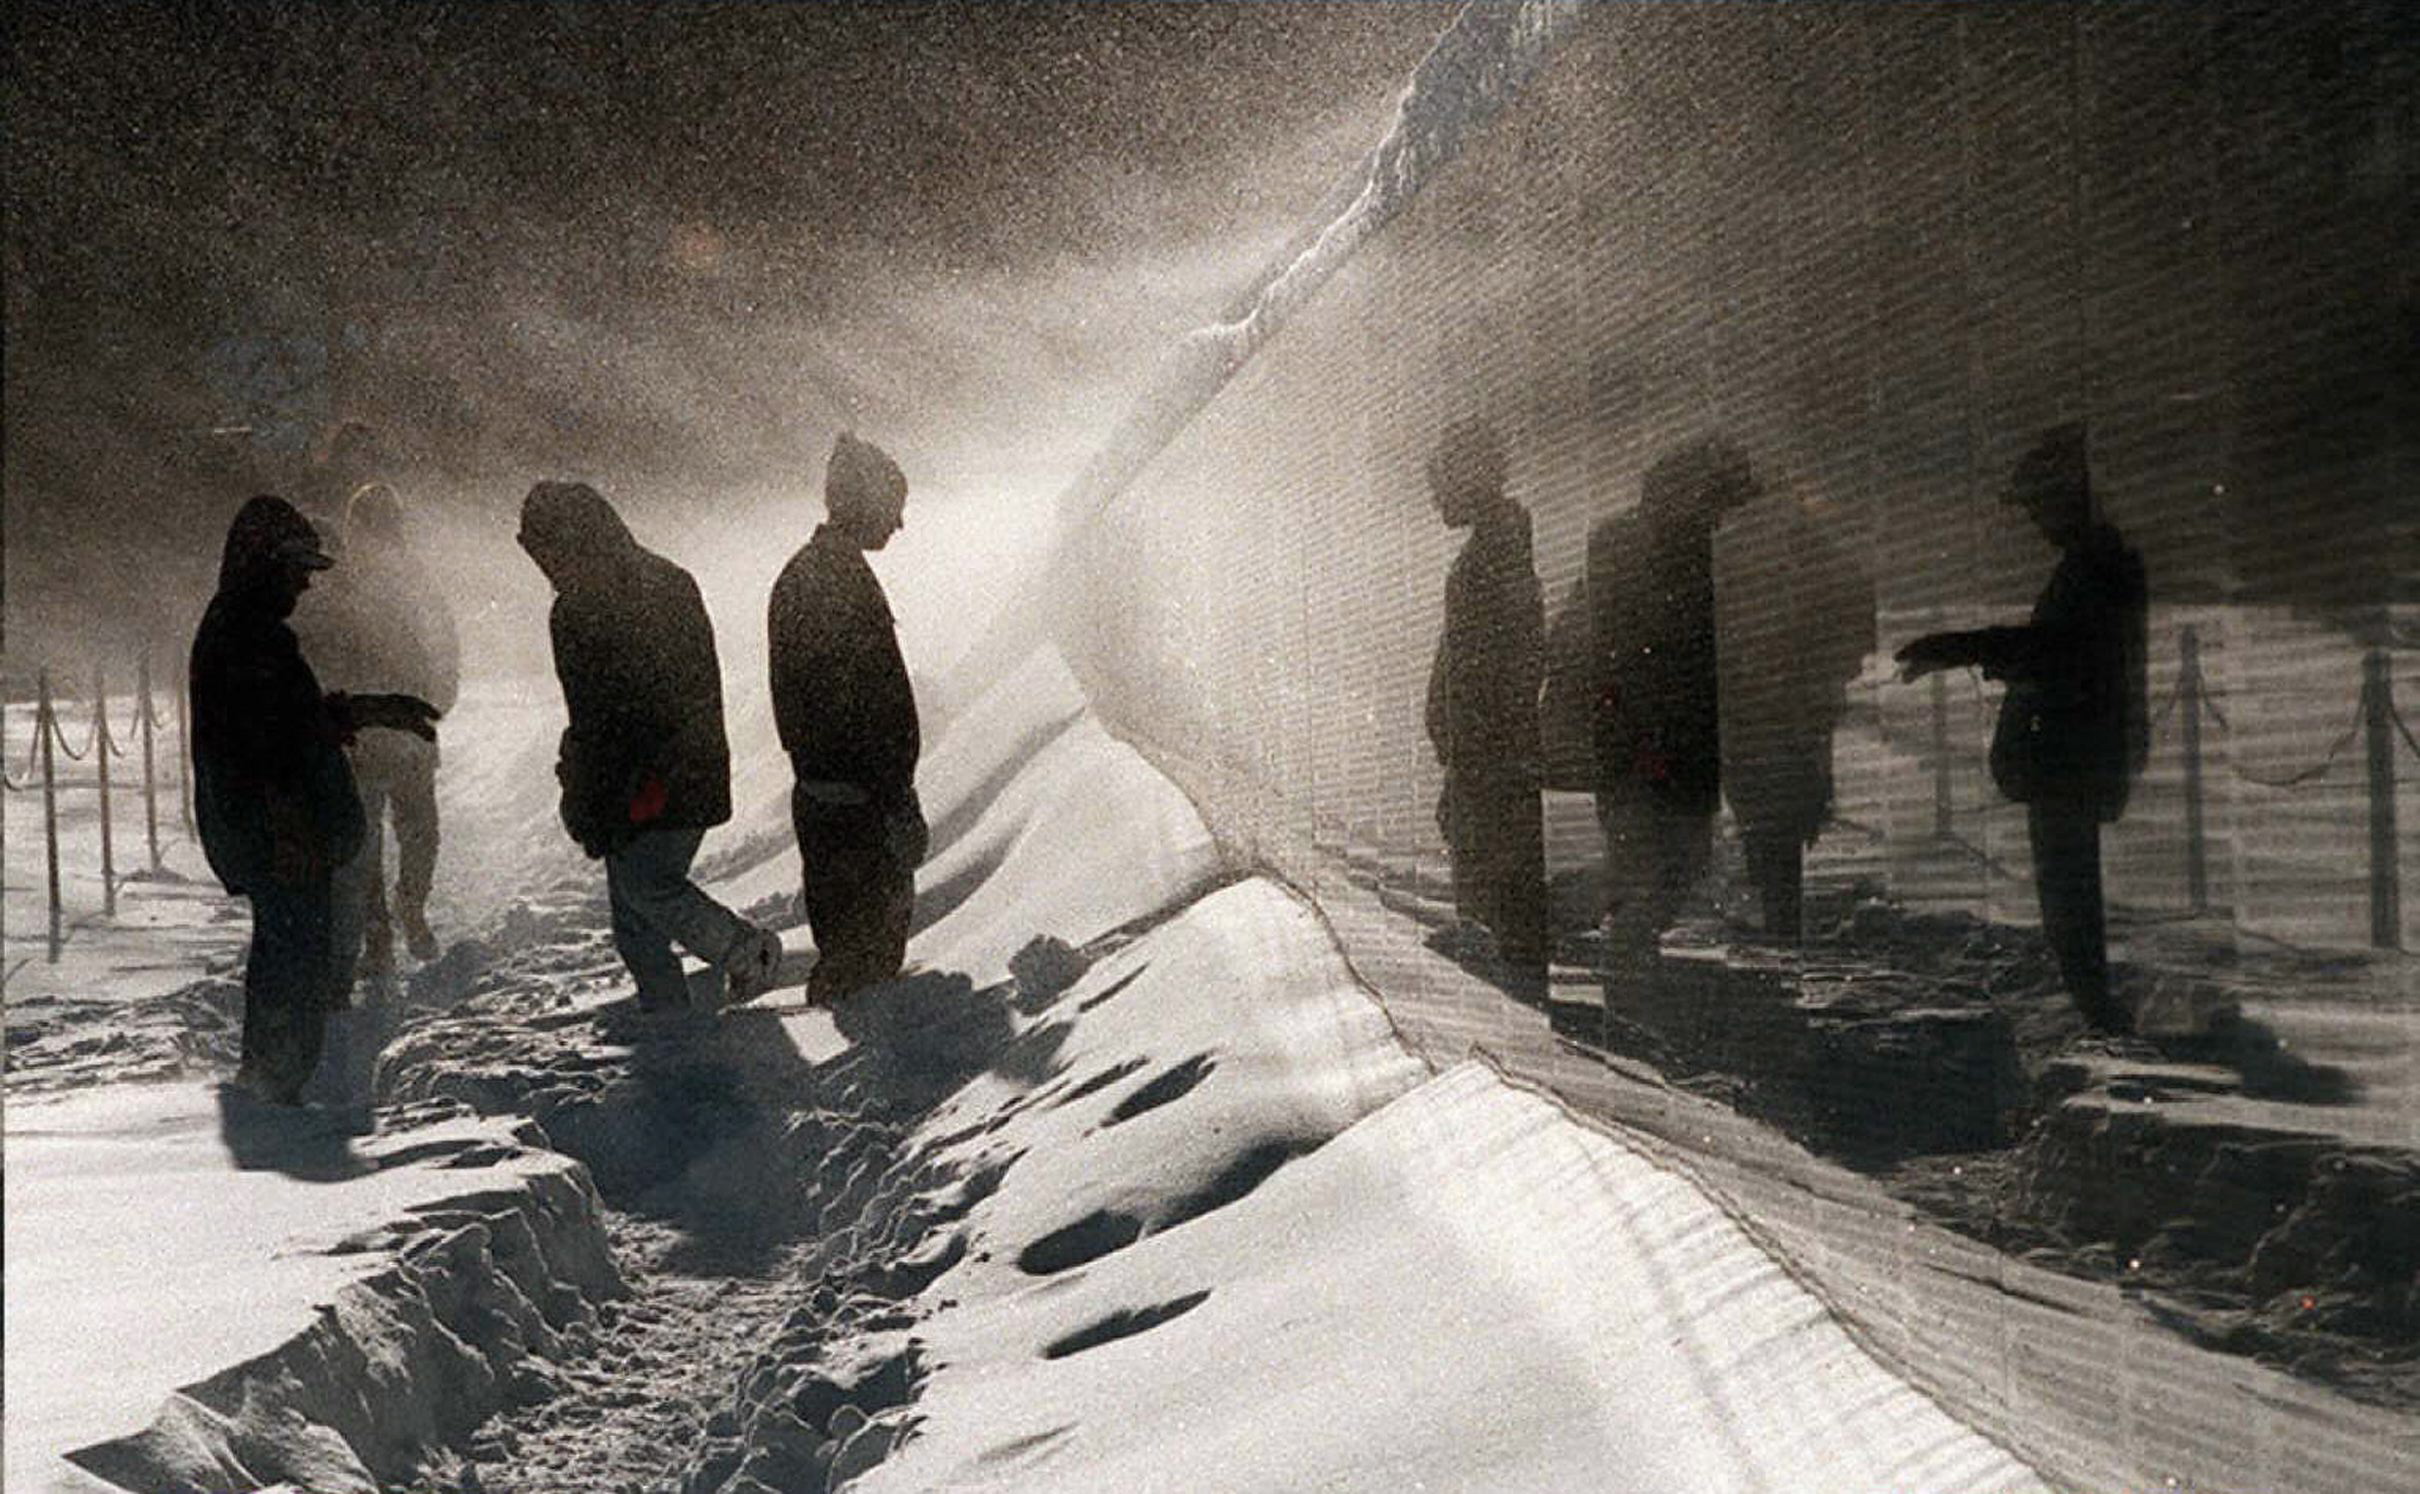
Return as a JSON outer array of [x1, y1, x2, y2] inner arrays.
[[794, 787, 916, 1003], [2028, 801, 2124, 1031], [1740, 829, 1805, 943], [240, 875, 335, 1101], [1438, 772, 1547, 976]]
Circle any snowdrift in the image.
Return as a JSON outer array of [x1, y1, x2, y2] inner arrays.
[[10, 634, 2055, 1492]]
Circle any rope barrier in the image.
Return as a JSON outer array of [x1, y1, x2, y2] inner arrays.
[[96, 699, 130, 761], [2145, 676, 2183, 738], [44, 698, 96, 762], [2220, 696, 2366, 790], [0, 712, 38, 791], [2394, 698, 2420, 768]]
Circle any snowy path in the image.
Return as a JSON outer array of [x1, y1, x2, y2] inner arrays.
[[16, 645, 2407, 1491]]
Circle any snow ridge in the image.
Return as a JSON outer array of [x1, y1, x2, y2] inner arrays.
[[64, 1131, 624, 1494]]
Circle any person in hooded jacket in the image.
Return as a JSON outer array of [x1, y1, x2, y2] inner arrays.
[[1712, 488, 1876, 942], [767, 434, 927, 1006], [1897, 424, 2147, 1033], [1422, 417, 1547, 990], [518, 481, 782, 1011], [1587, 437, 1761, 994], [191, 495, 439, 1104], [292, 481, 462, 991]]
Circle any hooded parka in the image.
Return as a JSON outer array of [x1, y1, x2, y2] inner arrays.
[[521, 483, 733, 857]]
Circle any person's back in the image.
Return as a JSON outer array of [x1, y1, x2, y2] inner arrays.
[[519, 481, 767, 1012], [769, 434, 925, 1007], [769, 527, 918, 801], [1585, 438, 1759, 998], [539, 510, 733, 850], [1992, 521, 2146, 821]]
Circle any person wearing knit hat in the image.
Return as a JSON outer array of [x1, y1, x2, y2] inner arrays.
[[1896, 423, 2149, 1035], [291, 480, 463, 993], [1423, 416, 1547, 995], [516, 481, 784, 1012], [766, 432, 926, 1007]]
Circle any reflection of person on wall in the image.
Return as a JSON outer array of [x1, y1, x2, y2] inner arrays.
[[1589, 438, 1759, 985], [1713, 489, 1875, 941], [1423, 417, 1547, 985], [1895, 424, 2148, 1034]]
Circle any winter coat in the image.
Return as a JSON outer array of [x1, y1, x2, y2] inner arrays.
[[768, 525, 920, 806], [1712, 494, 1876, 844], [292, 545, 461, 714], [525, 488, 733, 856], [190, 499, 366, 895], [297, 528, 461, 709], [1426, 504, 1543, 787], [1976, 525, 2148, 819], [1586, 506, 1724, 815]]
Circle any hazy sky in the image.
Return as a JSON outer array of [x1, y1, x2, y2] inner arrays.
[[5, 1, 1451, 665]]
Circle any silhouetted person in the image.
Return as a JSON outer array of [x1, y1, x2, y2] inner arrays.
[[768, 434, 927, 1006], [518, 482, 782, 1011], [1423, 417, 1547, 985], [1896, 424, 2147, 1033], [1713, 490, 1876, 941], [1588, 438, 1760, 989], [292, 481, 461, 990], [191, 496, 437, 1104]]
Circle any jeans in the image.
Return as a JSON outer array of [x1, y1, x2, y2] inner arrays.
[[333, 731, 441, 987], [605, 826, 749, 1008]]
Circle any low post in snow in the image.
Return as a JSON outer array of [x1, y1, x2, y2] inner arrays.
[[2363, 646, 2401, 950], [2178, 625, 2208, 916], [40, 669, 62, 962], [177, 669, 194, 838], [1930, 669, 1952, 839], [139, 651, 161, 870], [95, 665, 117, 918]]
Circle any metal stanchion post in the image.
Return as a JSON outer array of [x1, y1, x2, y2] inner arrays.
[[2179, 626, 2208, 916], [1931, 670, 1952, 839], [40, 669, 61, 962], [178, 669, 194, 837], [95, 665, 116, 918], [2364, 647, 2401, 949], [140, 651, 161, 869]]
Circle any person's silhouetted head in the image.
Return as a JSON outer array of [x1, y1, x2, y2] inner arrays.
[[344, 482, 406, 549], [826, 432, 907, 551], [1640, 436, 1758, 536], [2003, 422, 2094, 550], [518, 480, 635, 592], [1427, 417, 1510, 528], [219, 495, 332, 618]]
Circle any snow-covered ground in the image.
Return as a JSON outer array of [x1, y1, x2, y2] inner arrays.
[[5, 631, 2404, 1492]]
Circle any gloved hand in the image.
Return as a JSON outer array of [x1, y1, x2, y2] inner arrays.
[[1894, 633, 1964, 683], [628, 772, 669, 826]]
